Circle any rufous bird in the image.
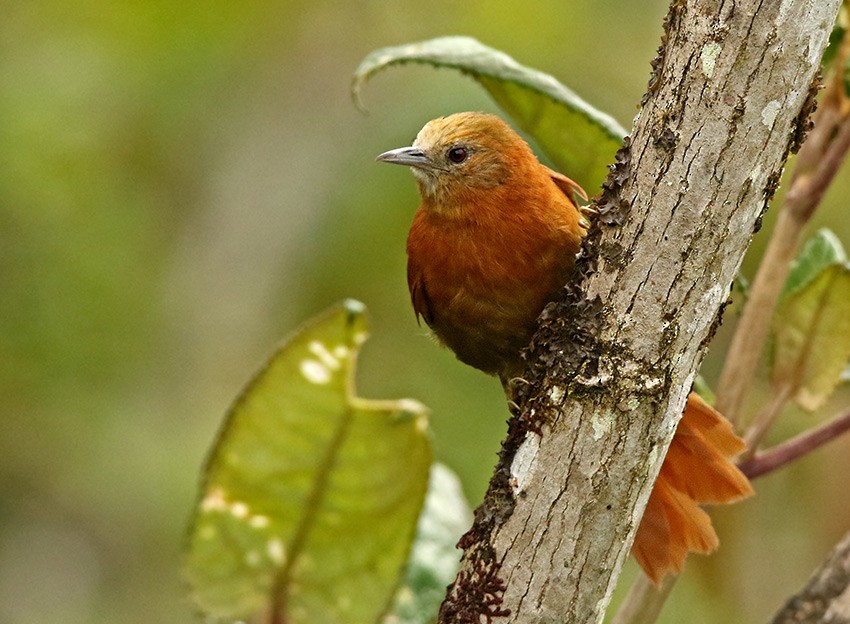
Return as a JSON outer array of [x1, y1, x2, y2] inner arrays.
[[377, 111, 753, 583]]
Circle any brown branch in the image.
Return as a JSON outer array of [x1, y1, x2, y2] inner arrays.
[[739, 407, 850, 479], [769, 529, 850, 624], [437, 1, 842, 623]]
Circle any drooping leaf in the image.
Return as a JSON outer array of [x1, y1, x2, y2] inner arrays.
[[184, 300, 432, 624], [352, 36, 627, 192], [773, 264, 850, 411], [384, 464, 472, 624], [781, 228, 847, 300]]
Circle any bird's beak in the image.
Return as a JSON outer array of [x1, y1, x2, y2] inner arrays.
[[376, 146, 431, 169]]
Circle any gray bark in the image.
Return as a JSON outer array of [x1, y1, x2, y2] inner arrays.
[[770, 530, 850, 624], [437, 1, 841, 623]]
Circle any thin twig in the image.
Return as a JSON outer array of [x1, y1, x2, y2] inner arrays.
[[714, 207, 808, 424], [739, 407, 850, 479], [610, 575, 676, 624], [741, 382, 795, 459]]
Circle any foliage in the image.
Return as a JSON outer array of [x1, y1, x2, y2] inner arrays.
[[773, 231, 850, 411], [6, 3, 850, 624], [780, 229, 847, 300], [352, 36, 627, 192], [183, 32, 850, 624], [186, 36, 634, 622], [822, 3, 850, 95], [184, 301, 432, 623], [384, 464, 472, 624]]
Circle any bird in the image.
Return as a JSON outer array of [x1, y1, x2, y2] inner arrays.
[[377, 111, 753, 584]]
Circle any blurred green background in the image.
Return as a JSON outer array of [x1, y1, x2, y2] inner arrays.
[[2, 1, 848, 623]]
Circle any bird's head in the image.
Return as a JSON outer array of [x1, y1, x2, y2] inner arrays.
[[377, 112, 537, 211]]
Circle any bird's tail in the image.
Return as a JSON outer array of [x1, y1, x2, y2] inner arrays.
[[632, 392, 753, 584]]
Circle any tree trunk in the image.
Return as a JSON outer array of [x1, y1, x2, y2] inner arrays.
[[437, 1, 842, 623]]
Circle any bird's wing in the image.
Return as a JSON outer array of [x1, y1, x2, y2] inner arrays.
[[544, 166, 589, 202], [407, 260, 435, 327]]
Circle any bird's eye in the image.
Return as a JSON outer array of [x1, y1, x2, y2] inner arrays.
[[447, 146, 469, 164]]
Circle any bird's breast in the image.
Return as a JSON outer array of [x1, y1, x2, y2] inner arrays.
[[406, 205, 580, 378]]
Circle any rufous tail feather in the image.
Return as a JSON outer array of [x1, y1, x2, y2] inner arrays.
[[631, 392, 754, 584]]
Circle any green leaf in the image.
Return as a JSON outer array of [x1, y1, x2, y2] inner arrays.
[[773, 264, 850, 411], [352, 36, 627, 192], [732, 271, 751, 303], [781, 228, 847, 300], [692, 376, 716, 405], [822, 3, 849, 92], [821, 23, 846, 69], [184, 300, 432, 624], [384, 464, 472, 624]]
